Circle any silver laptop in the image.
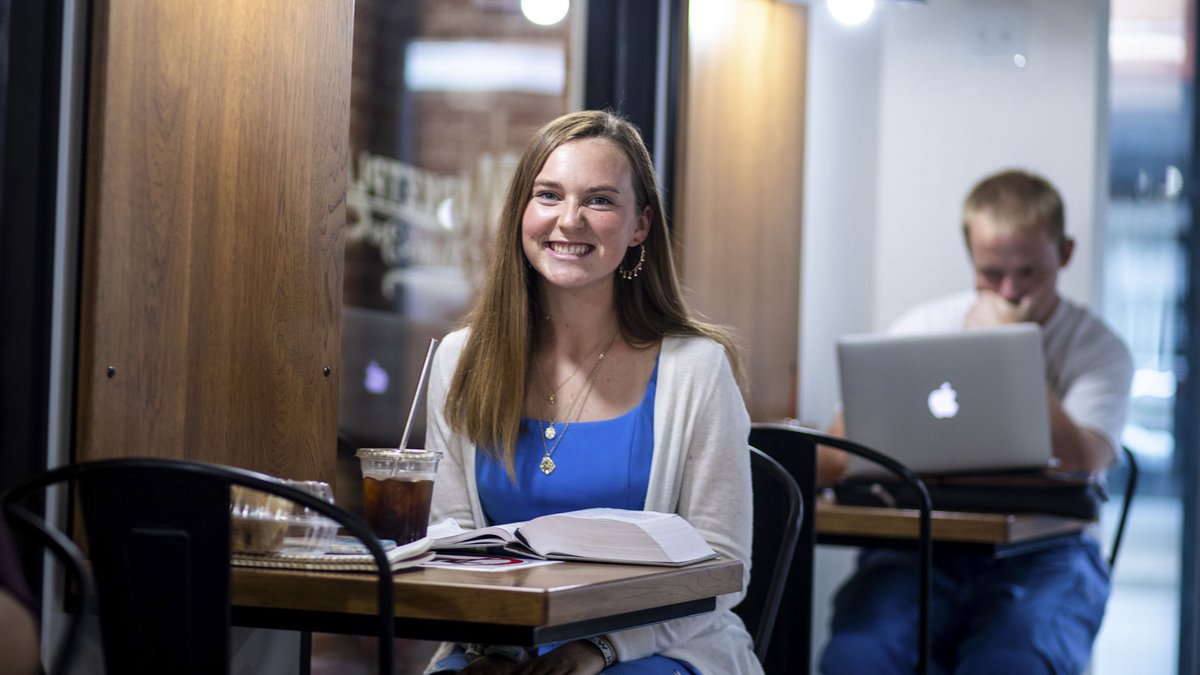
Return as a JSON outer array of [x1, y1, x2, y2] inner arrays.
[[837, 323, 1054, 477]]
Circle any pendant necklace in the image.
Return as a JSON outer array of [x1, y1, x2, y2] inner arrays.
[[539, 331, 618, 474], [538, 373, 597, 475], [541, 366, 580, 408], [541, 331, 617, 441], [538, 331, 611, 409]]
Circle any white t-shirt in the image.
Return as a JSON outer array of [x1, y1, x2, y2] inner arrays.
[[888, 290, 1134, 453]]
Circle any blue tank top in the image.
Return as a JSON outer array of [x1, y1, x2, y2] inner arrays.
[[476, 359, 659, 525]]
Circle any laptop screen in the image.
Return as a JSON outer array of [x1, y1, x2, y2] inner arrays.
[[837, 323, 1054, 477]]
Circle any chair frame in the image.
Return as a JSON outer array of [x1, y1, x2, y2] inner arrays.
[[750, 422, 933, 675], [743, 446, 804, 662], [1108, 445, 1139, 570], [1, 458, 396, 674], [3, 497, 95, 675]]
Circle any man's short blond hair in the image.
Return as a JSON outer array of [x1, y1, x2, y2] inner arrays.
[[962, 169, 1065, 246]]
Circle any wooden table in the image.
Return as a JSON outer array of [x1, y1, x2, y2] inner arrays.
[[231, 556, 743, 646], [815, 498, 1093, 557]]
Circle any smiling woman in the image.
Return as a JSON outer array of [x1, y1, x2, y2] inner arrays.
[[424, 110, 762, 674], [521, 138, 650, 294]]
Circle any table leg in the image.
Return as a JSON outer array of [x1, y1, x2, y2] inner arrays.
[[300, 630, 311, 675]]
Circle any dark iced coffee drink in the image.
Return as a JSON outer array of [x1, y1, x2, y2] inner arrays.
[[355, 448, 441, 544], [363, 476, 434, 544]]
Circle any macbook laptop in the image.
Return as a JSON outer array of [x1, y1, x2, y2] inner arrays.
[[837, 323, 1054, 477]]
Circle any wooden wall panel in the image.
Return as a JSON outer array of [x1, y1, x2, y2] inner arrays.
[[677, 0, 807, 420], [76, 0, 353, 482]]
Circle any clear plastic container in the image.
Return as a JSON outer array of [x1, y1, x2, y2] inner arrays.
[[230, 480, 339, 555]]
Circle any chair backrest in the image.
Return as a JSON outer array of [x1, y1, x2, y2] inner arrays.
[[736, 446, 804, 663], [1, 458, 395, 675], [1108, 445, 1139, 570], [748, 422, 934, 675], [745, 426, 819, 674]]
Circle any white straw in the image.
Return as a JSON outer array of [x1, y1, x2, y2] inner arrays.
[[398, 337, 439, 452]]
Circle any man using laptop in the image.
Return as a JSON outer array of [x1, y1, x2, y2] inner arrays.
[[819, 169, 1133, 674]]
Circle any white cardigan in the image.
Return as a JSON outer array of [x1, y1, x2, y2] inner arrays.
[[425, 328, 762, 674]]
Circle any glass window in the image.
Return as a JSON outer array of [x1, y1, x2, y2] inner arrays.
[[339, 0, 579, 453], [1096, 1, 1192, 672]]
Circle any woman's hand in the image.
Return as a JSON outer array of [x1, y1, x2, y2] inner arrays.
[[458, 641, 606, 675], [512, 641, 606, 675], [458, 654, 523, 675]]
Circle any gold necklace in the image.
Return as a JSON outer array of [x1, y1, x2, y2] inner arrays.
[[537, 332, 613, 406], [538, 355, 586, 407], [538, 332, 618, 475], [541, 331, 618, 441]]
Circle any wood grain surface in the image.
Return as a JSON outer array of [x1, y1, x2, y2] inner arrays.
[[675, 1, 808, 420], [232, 557, 744, 626], [815, 499, 1092, 544], [76, 0, 353, 482]]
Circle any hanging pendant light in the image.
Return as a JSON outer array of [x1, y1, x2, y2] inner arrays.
[[828, 0, 876, 26], [778, 0, 926, 28]]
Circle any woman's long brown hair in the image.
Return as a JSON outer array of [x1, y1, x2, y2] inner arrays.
[[444, 110, 742, 478]]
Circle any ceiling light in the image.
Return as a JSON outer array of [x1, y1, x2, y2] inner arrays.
[[521, 0, 569, 26]]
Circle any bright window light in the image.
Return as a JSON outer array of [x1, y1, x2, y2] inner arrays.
[[521, 0, 570, 26], [1132, 368, 1177, 399], [405, 41, 565, 94], [828, 0, 876, 26], [689, 0, 738, 52], [1109, 30, 1186, 65]]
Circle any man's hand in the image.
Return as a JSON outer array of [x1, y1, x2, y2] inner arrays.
[[964, 290, 1036, 328], [818, 414, 851, 487]]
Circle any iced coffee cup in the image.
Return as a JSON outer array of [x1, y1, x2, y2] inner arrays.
[[355, 448, 441, 545]]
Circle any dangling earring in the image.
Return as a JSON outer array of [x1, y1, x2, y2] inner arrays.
[[617, 244, 646, 281]]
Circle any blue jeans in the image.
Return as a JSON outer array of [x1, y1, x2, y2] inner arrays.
[[820, 534, 1110, 675]]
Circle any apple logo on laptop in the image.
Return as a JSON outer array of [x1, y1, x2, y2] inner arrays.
[[927, 382, 959, 419]]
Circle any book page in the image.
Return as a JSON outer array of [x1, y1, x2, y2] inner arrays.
[[427, 517, 523, 549], [513, 509, 716, 566], [420, 553, 561, 572]]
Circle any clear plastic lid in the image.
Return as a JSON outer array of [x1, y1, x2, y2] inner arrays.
[[355, 448, 442, 460]]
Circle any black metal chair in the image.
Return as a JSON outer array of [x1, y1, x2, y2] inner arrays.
[[1108, 445, 1139, 570], [2, 501, 94, 675], [1, 458, 396, 675], [735, 446, 804, 664], [749, 422, 933, 675]]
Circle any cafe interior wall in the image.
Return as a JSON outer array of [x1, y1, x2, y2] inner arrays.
[[797, 0, 1109, 669]]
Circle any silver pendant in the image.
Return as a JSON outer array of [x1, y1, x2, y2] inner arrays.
[[540, 455, 556, 475], [544, 424, 556, 440]]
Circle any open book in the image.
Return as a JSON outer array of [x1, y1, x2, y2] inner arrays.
[[427, 508, 718, 567]]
